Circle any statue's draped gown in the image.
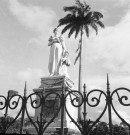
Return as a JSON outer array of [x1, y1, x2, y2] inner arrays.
[[48, 37, 63, 75]]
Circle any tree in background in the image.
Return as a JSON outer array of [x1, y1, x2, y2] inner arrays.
[[0, 116, 21, 134], [58, 0, 104, 121], [89, 122, 128, 135]]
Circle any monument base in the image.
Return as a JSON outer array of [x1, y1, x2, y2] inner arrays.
[[33, 75, 74, 128], [39, 75, 74, 89], [26, 75, 78, 134]]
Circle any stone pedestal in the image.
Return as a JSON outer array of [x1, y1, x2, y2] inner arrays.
[[39, 75, 74, 89], [27, 75, 76, 134]]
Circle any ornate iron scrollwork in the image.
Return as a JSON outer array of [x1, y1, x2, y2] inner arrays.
[[0, 75, 130, 135]]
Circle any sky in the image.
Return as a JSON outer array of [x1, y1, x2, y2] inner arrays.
[[0, 0, 130, 126]]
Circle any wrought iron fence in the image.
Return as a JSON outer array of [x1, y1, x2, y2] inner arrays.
[[0, 75, 130, 135]]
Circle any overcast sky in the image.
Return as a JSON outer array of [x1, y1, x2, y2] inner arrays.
[[0, 0, 130, 124]]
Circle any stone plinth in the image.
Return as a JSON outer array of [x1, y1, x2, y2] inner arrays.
[[33, 86, 67, 127], [34, 75, 74, 127], [27, 75, 77, 134], [39, 75, 74, 89]]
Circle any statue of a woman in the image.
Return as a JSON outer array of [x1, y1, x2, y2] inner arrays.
[[48, 28, 70, 77]]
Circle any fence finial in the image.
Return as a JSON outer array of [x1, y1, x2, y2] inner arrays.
[[24, 81, 27, 97], [107, 73, 110, 91], [83, 83, 86, 93]]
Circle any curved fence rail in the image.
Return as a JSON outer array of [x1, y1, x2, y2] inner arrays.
[[0, 75, 130, 135]]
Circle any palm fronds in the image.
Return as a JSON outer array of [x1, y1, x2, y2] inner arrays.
[[58, 0, 104, 39], [58, 0, 104, 64]]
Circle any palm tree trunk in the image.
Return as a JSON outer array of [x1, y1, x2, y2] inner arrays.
[[78, 27, 83, 122]]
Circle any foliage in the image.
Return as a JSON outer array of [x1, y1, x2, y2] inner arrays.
[[88, 122, 128, 135], [0, 116, 129, 135], [24, 117, 33, 127], [0, 116, 34, 134], [58, 0, 104, 37], [0, 116, 21, 134], [58, 0, 104, 64], [112, 124, 127, 135]]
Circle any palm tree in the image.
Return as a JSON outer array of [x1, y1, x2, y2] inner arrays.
[[58, 0, 104, 121]]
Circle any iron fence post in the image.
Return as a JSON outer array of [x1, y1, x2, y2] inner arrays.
[[4, 91, 10, 119], [83, 84, 87, 122], [38, 88, 45, 135], [106, 74, 113, 135], [2, 91, 10, 133], [60, 85, 65, 135], [83, 84, 87, 135], [20, 82, 27, 134]]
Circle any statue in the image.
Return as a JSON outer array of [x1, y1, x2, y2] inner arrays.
[[58, 50, 70, 77], [48, 28, 70, 77]]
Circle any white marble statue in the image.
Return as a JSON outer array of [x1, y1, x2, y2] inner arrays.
[[58, 50, 70, 77], [48, 28, 70, 77]]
